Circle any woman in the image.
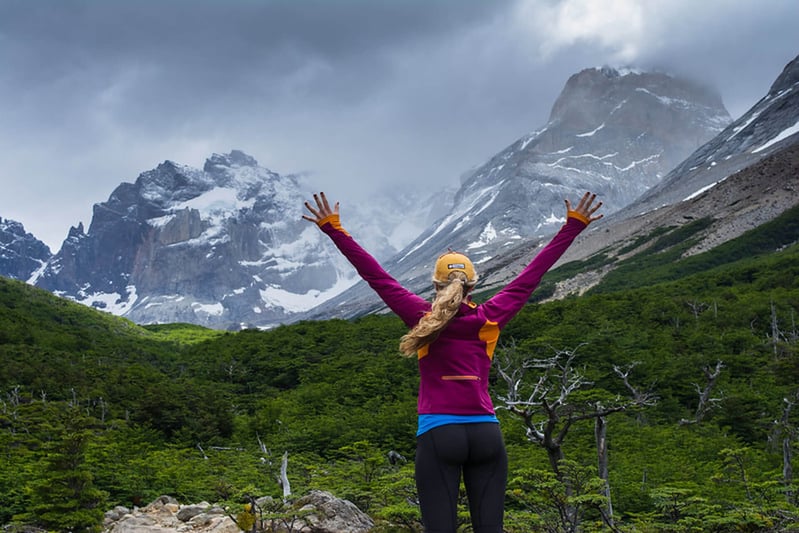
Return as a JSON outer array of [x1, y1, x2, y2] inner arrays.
[[303, 191, 602, 533]]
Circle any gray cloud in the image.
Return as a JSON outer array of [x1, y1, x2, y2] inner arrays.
[[1, 0, 797, 249]]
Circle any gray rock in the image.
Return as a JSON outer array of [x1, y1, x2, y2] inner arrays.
[[104, 506, 132, 523], [291, 490, 374, 533], [175, 503, 209, 522]]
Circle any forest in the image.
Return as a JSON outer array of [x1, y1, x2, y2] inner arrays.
[[1, 205, 799, 532]]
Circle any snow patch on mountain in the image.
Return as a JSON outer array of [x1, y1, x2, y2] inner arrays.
[[73, 285, 139, 316], [753, 120, 799, 153], [260, 273, 359, 314]]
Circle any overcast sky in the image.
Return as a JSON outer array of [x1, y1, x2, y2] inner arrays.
[[1, 0, 797, 250]]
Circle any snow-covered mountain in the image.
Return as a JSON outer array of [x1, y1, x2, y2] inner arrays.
[[301, 66, 732, 320], [416, 67, 730, 252], [0, 217, 51, 282], [30, 151, 442, 329]]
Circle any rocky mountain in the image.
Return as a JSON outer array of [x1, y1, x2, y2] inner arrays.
[[0, 217, 51, 282], [29, 151, 443, 329], [302, 66, 734, 320], [456, 54, 799, 300], [32, 152, 347, 328]]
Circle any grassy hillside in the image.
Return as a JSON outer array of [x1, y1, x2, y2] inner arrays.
[[1, 207, 798, 531]]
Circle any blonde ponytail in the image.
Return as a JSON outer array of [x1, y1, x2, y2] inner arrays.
[[399, 271, 468, 356]]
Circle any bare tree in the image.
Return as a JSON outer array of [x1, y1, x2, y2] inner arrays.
[[772, 390, 799, 503], [771, 300, 781, 356], [679, 360, 724, 426], [614, 362, 658, 425], [768, 301, 799, 357], [495, 343, 655, 530], [686, 300, 709, 320], [782, 396, 796, 503], [4, 386, 22, 424], [196, 443, 209, 459], [594, 414, 613, 527]]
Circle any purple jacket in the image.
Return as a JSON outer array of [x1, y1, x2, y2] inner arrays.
[[319, 214, 588, 415]]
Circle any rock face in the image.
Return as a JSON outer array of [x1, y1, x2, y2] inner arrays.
[[477, 55, 799, 299], [103, 492, 374, 533], [0, 217, 51, 282], [629, 53, 799, 215]]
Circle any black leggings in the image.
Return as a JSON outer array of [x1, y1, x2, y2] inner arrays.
[[415, 422, 508, 533]]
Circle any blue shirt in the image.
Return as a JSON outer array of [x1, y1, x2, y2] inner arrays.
[[417, 413, 499, 436]]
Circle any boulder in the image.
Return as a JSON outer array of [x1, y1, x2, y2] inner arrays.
[[288, 490, 374, 533]]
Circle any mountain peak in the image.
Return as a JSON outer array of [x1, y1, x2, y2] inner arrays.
[[0, 216, 51, 282], [550, 66, 726, 126], [203, 150, 259, 172], [769, 53, 799, 95]]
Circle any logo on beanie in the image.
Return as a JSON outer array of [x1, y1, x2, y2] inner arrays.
[[448, 263, 467, 270]]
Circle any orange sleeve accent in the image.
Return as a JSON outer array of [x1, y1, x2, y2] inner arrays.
[[318, 213, 350, 236], [478, 320, 500, 360], [417, 344, 429, 359], [567, 210, 590, 225]]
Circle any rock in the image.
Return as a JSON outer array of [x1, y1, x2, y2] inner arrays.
[[176, 503, 210, 522], [290, 490, 374, 533], [144, 495, 179, 511], [104, 506, 132, 523], [186, 514, 238, 533]]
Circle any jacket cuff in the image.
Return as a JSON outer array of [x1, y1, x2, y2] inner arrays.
[[567, 210, 591, 226], [318, 213, 350, 236]]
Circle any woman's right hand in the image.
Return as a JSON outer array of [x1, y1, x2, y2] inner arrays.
[[302, 192, 339, 225], [566, 192, 603, 224]]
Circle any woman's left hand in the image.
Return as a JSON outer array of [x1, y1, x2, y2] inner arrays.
[[302, 192, 339, 225]]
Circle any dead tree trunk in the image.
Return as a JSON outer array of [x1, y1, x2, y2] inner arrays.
[[280, 451, 291, 501], [595, 414, 613, 526], [783, 436, 793, 502], [778, 392, 799, 503], [771, 300, 782, 356], [679, 360, 723, 425]]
